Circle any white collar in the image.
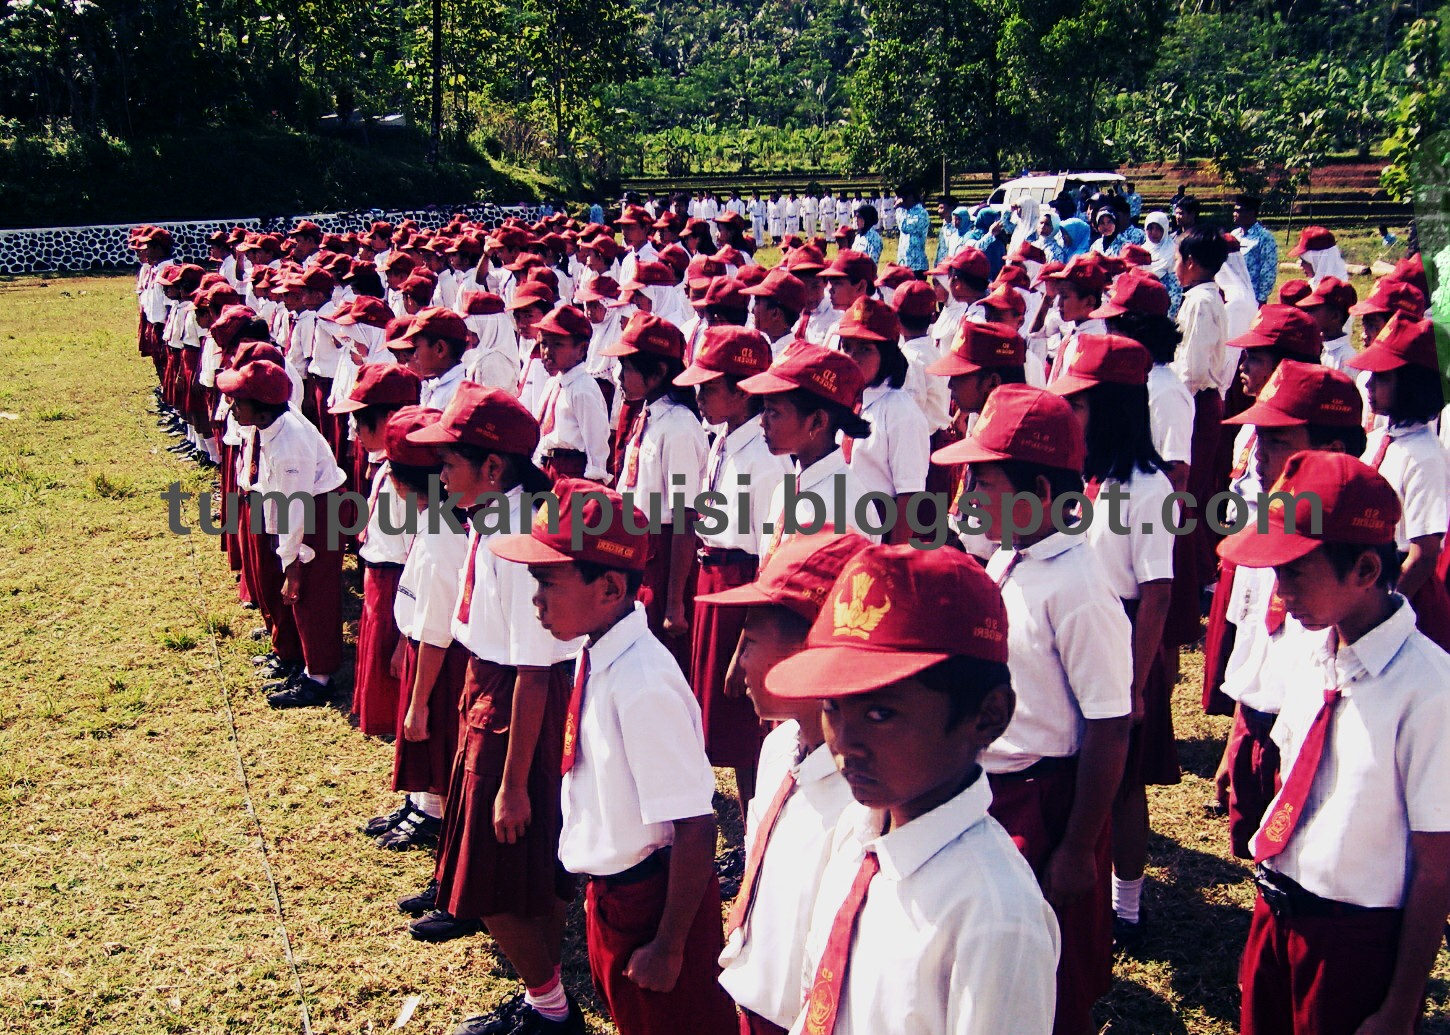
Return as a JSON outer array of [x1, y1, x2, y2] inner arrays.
[[853, 771, 992, 881]]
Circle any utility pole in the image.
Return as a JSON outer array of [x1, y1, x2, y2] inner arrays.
[[429, 0, 443, 162]]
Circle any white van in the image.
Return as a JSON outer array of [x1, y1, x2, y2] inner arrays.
[[984, 172, 1127, 211]]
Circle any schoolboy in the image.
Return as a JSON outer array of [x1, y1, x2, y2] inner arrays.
[[1211, 361, 1365, 858], [696, 531, 869, 1035], [389, 306, 469, 411], [742, 269, 809, 361], [1296, 277, 1358, 370], [532, 304, 611, 482], [1220, 451, 1450, 1035], [891, 280, 950, 433], [935, 385, 1132, 1035], [490, 480, 738, 1035], [675, 326, 792, 808], [765, 545, 1061, 1034]]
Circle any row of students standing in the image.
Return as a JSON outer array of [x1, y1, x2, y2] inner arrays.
[[133, 205, 1448, 1035]]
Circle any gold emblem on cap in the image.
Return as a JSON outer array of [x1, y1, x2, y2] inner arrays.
[[1259, 373, 1281, 401], [834, 573, 891, 640], [815, 369, 839, 393]]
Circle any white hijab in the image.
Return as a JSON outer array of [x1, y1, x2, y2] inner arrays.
[[1009, 197, 1041, 252], [1302, 245, 1349, 287], [461, 312, 521, 393], [1144, 212, 1177, 278], [1216, 252, 1258, 341]]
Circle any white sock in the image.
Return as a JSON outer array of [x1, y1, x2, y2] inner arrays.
[[524, 975, 570, 1021], [412, 792, 444, 818], [1113, 875, 1144, 923], [204, 438, 220, 462], [303, 669, 330, 686]]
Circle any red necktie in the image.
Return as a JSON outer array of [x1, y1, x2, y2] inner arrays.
[[1369, 432, 1391, 471], [1231, 430, 1258, 480], [707, 435, 727, 494], [1264, 587, 1286, 635], [842, 436, 854, 463], [1084, 477, 1102, 502], [518, 350, 537, 394], [994, 550, 1022, 587], [727, 770, 798, 936], [560, 649, 590, 775], [248, 430, 262, 487], [455, 532, 482, 624], [539, 379, 562, 436], [621, 408, 648, 490], [1252, 637, 1341, 863], [802, 850, 879, 1035]]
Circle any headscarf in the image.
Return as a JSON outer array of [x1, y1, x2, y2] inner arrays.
[[1009, 197, 1040, 252], [642, 282, 694, 330], [1060, 218, 1092, 258], [1216, 251, 1258, 342], [953, 206, 973, 236], [1143, 212, 1176, 278], [1301, 244, 1349, 287], [461, 312, 521, 392]]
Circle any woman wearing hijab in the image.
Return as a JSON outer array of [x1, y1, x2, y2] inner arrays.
[[1007, 196, 1041, 254], [1143, 212, 1183, 317], [967, 207, 1007, 278], [1031, 210, 1068, 264], [1090, 201, 1147, 257], [1060, 216, 1093, 258]]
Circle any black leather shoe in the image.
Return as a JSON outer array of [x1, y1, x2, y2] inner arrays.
[[408, 909, 481, 943], [267, 677, 331, 709], [398, 878, 439, 915]]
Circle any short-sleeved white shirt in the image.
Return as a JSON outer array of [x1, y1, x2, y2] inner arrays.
[[1082, 468, 1177, 600], [759, 449, 877, 558], [533, 364, 611, 481], [558, 604, 717, 876], [358, 461, 415, 566], [983, 534, 1134, 772], [1148, 363, 1194, 465], [899, 334, 951, 431], [697, 417, 792, 553], [1262, 599, 1450, 907], [420, 362, 466, 412], [393, 510, 470, 648], [719, 722, 854, 1029], [1363, 422, 1449, 547], [253, 411, 347, 568], [1221, 563, 1301, 714], [789, 776, 1059, 1035], [616, 397, 708, 526], [848, 384, 931, 502]]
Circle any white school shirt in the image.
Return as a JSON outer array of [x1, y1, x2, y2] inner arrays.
[[618, 242, 659, 289], [783, 199, 801, 234], [253, 411, 347, 569], [800, 297, 841, 347], [305, 307, 344, 379], [1082, 468, 1177, 601], [419, 362, 466, 412], [616, 397, 708, 526], [697, 416, 792, 553], [1220, 564, 1301, 714], [848, 384, 931, 500], [899, 334, 952, 431], [198, 330, 222, 388], [1147, 363, 1194, 465], [767, 200, 782, 235], [452, 488, 583, 665], [789, 776, 1059, 1035], [1261, 599, 1450, 908], [767, 332, 796, 362], [357, 462, 414, 566], [1320, 334, 1355, 371], [393, 509, 470, 648], [533, 364, 611, 481], [719, 722, 855, 1029], [1173, 281, 1231, 396], [1363, 423, 1449, 548], [516, 341, 550, 417], [759, 449, 875, 558], [559, 603, 716, 876], [1048, 317, 1107, 380], [983, 533, 1134, 772], [140, 259, 174, 323]]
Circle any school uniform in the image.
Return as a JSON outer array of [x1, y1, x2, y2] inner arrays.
[[392, 508, 472, 796], [797, 297, 840, 348], [759, 449, 875, 562], [516, 341, 550, 417], [619, 242, 660, 291], [1319, 334, 1355, 371], [789, 775, 1060, 1035], [783, 199, 801, 237], [616, 396, 708, 667], [533, 363, 611, 482], [562, 603, 738, 1035], [1147, 363, 1194, 466], [419, 361, 466, 412], [898, 334, 951, 432], [846, 383, 931, 512], [1363, 422, 1450, 649], [353, 461, 415, 737], [690, 418, 791, 771], [303, 309, 347, 458], [1084, 468, 1180, 786], [984, 534, 1132, 1035], [1241, 600, 1450, 1035], [800, 195, 818, 238], [719, 722, 855, 1033], [252, 411, 348, 677], [435, 488, 582, 920], [767, 200, 783, 242]]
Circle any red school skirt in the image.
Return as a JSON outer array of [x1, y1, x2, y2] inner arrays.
[[1122, 599, 1180, 788], [689, 549, 768, 771], [639, 527, 699, 674], [353, 562, 404, 737], [1199, 559, 1238, 716], [391, 638, 470, 796], [434, 657, 576, 920]]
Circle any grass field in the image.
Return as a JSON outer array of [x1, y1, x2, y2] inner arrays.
[[0, 271, 1445, 1035]]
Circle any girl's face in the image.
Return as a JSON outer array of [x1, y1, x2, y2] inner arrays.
[[1361, 312, 1388, 344], [1056, 287, 1096, 325], [437, 446, 492, 507], [1367, 370, 1397, 416], [1147, 224, 1165, 244], [695, 378, 746, 427], [1067, 392, 1091, 434], [760, 395, 815, 456], [619, 356, 664, 403], [1095, 213, 1116, 237], [355, 418, 388, 455], [841, 336, 883, 387], [1038, 213, 1055, 236]]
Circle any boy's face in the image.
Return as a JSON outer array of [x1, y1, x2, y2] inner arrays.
[[1254, 425, 1312, 488], [230, 397, 262, 427], [694, 377, 744, 427], [964, 461, 1039, 543], [948, 371, 994, 414], [1306, 305, 1341, 338], [1238, 350, 1278, 398], [828, 278, 864, 311], [734, 607, 810, 722], [1056, 286, 1095, 324], [539, 333, 587, 376], [513, 304, 546, 340], [354, 417, 388, 455], [1273, 547, 1372, 632], [822, 679, 1010, 822], [1361, 312, 1388, 343], [528, 563, 621, 641]]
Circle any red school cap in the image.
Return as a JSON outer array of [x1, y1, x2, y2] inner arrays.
[[836, 297, 901, 343], [1277, 279, 1313, 306], [506, 280, 557, 312], [216, 359, 290, 405], [1289, 225, 1336, 258], [1226, 304, 1322, 359], [696, 276, 749, 313], [931, 383, 1085, 471], [742, 268, 808, 314], [979, 285, 1027, 319], [929, 247, 990, 282], [818, 249, 878, 283], [891, 280, 937, 321], [875, 264, 917, 291], [400, 306, 469, 345], [489, 478, 650, 571], [695, 530, 873, 621], [602, 311, 687, 361], [925, 321, 1025, 377], [764, 545, 1010, 698], [330, 363, 422, 414], [576, 277, 620, 304], [1218, 451, 1399, 567], [1047, 334, 1153, 396], [1346, 312, 1441, 373], [460, 291, 507, 316], [1223, 360, 1362, 429], [536, 304, 592, 340], [384, 406, 446, 467], [1296, 276, 1357, 314], [738, 342, 865, 411], [329, 295, 394, 329], [210, 304, 259, 350], [674, 326, 773, 386], [406, 381, 542, 458], [1046, 253, 1110, 295], [1348, 278, 1427, 319], [1090, 268, 1170, 320]]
